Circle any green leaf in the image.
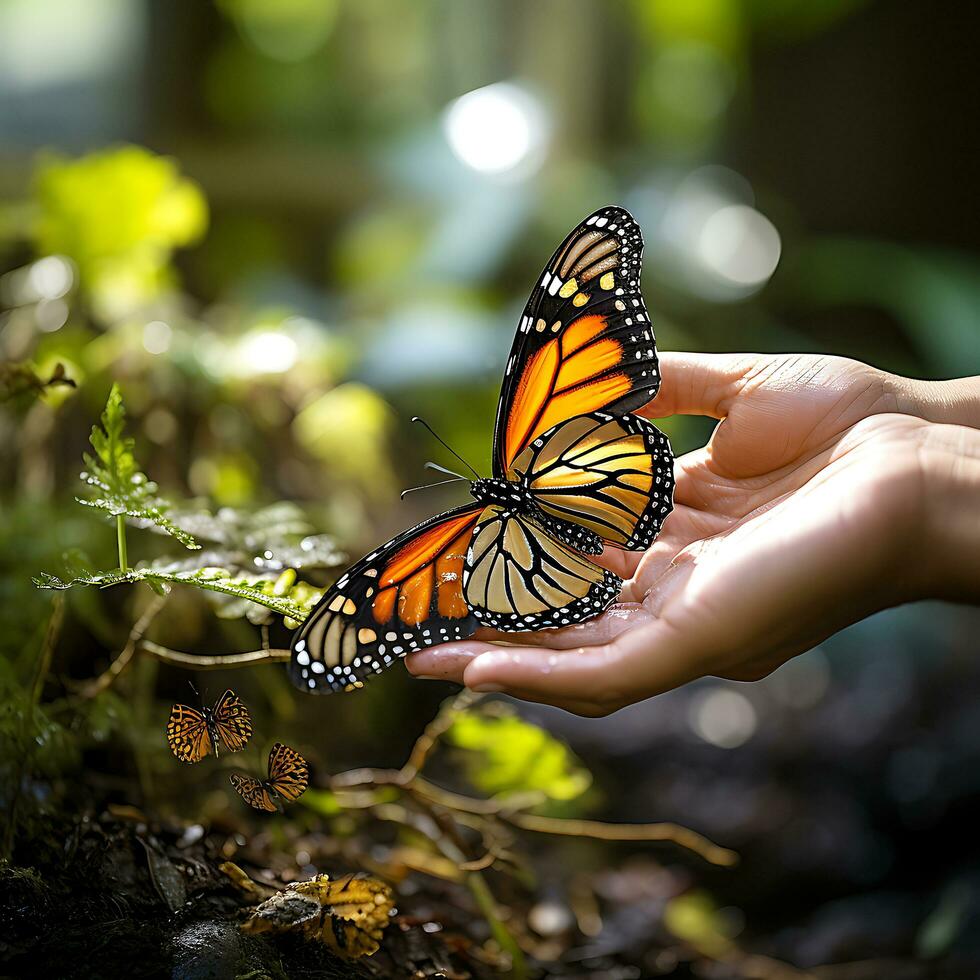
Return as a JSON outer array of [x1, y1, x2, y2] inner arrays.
[[34, 144, 208, 320], [300, 789, 344, 817], [78, 385, 200, 552], [33, 565, 320, 623], [446, 703, 591, 804], [158, 502, 342, 572]]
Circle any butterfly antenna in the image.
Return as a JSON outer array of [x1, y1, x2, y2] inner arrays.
[[187, 679, 200, 700], [400, 477, 468, 500], [425, 461, 468, 480], [411, 416, 481, 479]]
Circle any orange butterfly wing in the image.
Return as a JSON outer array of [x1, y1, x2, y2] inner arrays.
[[266, 742, 309, 803], [290, 505, 482, 694], [493, 207, 660, 476], [167, 703, 212, 764], [211, 689, 253, 754]]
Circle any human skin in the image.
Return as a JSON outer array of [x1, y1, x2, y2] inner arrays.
[[405, 353, 980, 717]]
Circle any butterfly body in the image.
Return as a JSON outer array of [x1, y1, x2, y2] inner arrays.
[[470, 475, 605, 554], [290, 206, 675, 694], [167, 690, 252, 764]]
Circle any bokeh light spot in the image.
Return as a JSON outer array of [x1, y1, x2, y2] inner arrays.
[[142, 320, 172, 355], [443, 83, 546, 176], [698, 204, 782, 288], [689, 687, 758, 748]]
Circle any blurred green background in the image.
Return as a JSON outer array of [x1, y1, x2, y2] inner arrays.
[[2, 0, 980, 969]]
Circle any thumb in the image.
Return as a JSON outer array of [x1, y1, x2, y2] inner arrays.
[[644, 352, 762, 420]]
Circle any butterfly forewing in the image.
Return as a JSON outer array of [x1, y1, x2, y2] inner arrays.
[[267, 742, 309, 802], [492, 206, 660, 477], [229, 772, 278, 812], [167, 704, 212, 764], [290, 504, 482, 693], [211, 689, 253, 753], [517, 412, 675, 550]]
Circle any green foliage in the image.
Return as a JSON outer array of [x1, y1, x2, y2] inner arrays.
[[0, 652, 131, 856], [33, 566, 318, 625], [33, 145, 207, 319], [38, 387, 342, 624], [446, 702, 591, 804], [77, 384, 200, 553], [0, 361, 75, 405]]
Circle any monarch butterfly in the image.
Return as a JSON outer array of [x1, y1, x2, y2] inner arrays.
[[291, 206, 674, 694], [229, 742, 310, 812], [167, 689, 252, 763]]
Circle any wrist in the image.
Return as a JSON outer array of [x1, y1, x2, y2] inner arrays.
[[890, 374, 980, 429]]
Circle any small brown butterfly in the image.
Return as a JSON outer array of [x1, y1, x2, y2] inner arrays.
[[230, 742, 309, 812], [167, 689, 253, 764]]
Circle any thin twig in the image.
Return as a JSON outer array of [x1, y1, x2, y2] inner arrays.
[[137, 640, 290, 669], [77, 592, 168, 698], [329, 765, 736, 866], [403, 689, 482, 778], [505, 812, 739, 868]]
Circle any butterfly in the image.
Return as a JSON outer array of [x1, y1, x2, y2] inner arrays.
[[167, 689, 253, 763], [290, 205, 674, 694], [229, 742, 310, 812]]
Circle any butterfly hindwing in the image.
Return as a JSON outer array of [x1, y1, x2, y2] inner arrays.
[[516, 412, 675, 550], [463, 507, 622, 631], [230, 772, 278, 812], [211, 689, 253, 754], [290, 504, 482, 693], [167, 703, 212, 764], [267, 742, 309, 802], [492, 206, 660, 477]]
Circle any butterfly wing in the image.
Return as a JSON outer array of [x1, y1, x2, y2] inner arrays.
[[266, 742, 309, 803], [211, 689, 253, 754], [229, 772, 278, 812], [492, 206, 660, 478], [167, 703, 212, 764], [515, 412, 674, 551], [463, 507, 622, 631], [290, 504, 483, 693]]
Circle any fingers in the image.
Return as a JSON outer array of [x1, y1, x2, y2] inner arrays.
[[460, 615, 704, 715], [644, 352, 761, 420], [405, 605, 653, 683], [405, 592, 709, 718]]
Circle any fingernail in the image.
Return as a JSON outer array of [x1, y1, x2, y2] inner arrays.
[[469, 683, 505, 693]]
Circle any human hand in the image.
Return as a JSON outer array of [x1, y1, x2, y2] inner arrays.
[[405, 353, 980, 715]]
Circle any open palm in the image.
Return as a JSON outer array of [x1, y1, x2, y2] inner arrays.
[[406, 352, 936, 715]]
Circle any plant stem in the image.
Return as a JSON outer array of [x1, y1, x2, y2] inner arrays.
[[116, 515, 128, 571], [466, 868, 527, 979]]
